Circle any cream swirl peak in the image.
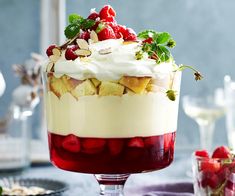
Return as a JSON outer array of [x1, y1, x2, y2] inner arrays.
[[50, 39, 176, 81]]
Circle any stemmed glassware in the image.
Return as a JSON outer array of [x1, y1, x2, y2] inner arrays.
[[42, 71, 181, 195], [182, 92, 224, 151]]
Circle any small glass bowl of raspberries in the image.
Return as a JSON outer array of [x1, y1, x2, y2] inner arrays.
[[192, 146, 235, 196]]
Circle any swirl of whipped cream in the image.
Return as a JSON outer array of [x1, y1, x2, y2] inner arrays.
[[45, 39, 176, 81]]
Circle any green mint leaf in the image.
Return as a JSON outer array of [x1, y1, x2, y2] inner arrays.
[[81, 19, 96, 30], [156, 32, 171, 44], [64, 23, 80, 39], [96, 22, 106, 33], [157, 45, 170, 63], [69, 14, 83, 24], [0, 186, 2, 195], [138, 30, 158, 39]]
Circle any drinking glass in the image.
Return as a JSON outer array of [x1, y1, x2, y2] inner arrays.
[[42, 71, 181, 195], [183, 94, 224, 151], [0, 70, 6, 97], [224, 75, 235, 150]]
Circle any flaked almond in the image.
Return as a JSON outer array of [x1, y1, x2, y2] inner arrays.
[[52, 47, 61, 56], [75, 49, 91, 57], [90, 30, 99, 43], [47, 62, 54, 72], [76, 39, 89, 50], [123, 41, 139, 45], [49, 55, 60, 62], [99, 47, 112, 55]]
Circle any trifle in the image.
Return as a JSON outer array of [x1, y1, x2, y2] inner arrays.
[[42, 4, 200, 195]]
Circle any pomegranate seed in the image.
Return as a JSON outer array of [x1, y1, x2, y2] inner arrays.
[[99, 5, 116, 20], [46, 45, 56, 56], [97, 25, 116, 41], [87, 12, 99, 20], [65, 45, 79, 60]]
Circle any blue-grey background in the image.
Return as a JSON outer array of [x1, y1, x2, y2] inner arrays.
[[0, 0, 234, 150]]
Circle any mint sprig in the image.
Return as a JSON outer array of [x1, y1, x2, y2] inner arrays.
[[0, 186, 2, 195], [64, 14, 95, 39], [137, 30, 176, 64]]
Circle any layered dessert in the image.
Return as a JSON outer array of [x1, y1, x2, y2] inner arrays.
[[43, 5, 182, 174]]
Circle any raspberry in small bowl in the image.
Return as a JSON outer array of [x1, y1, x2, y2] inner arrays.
[[192, 146, 235, 196]]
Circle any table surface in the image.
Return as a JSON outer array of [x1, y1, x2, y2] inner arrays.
[[0, 153, 193, 196]]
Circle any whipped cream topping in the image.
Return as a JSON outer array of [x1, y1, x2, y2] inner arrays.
[[44, 39, 177, 81]]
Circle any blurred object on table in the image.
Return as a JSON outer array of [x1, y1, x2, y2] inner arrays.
[[0, 103, 31, 172], [11, 53, 50, 164], [182, 91, 225, 152], [224, 75, 235, 151], [0, 70, 6, 97]]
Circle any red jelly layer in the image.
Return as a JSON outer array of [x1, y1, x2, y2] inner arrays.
[[48, 132, 176, 174]]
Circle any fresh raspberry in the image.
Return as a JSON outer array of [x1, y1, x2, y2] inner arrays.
[[144, 135, 163, 147], [52, 134, 63, 148], [195, 150, 210, 158], [87, 12, 99, 20], [164, 132, 175, 150], [46, 44, 56, 56], [65, 45, 79, 60], [108, 139, 124, 156], [108, 23, 121, 38], [82, 138, 106, 154], [128, 137, 144, 148], [97, 25, 116, 40], [62, 134, 80, 153], [200, 160, 221, 172], [201, 171, 220, 189], [143, 37, 153, 44], [117, 25, 127, 35], [212, 146, 231, 159], [79, 31, 90, 40], [123, 28, 137, 41], [102, 16, 116, 23], [99, 5, 116, 20]]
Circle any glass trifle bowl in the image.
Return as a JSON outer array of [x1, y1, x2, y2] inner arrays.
[[41, 5, 188, 195]]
